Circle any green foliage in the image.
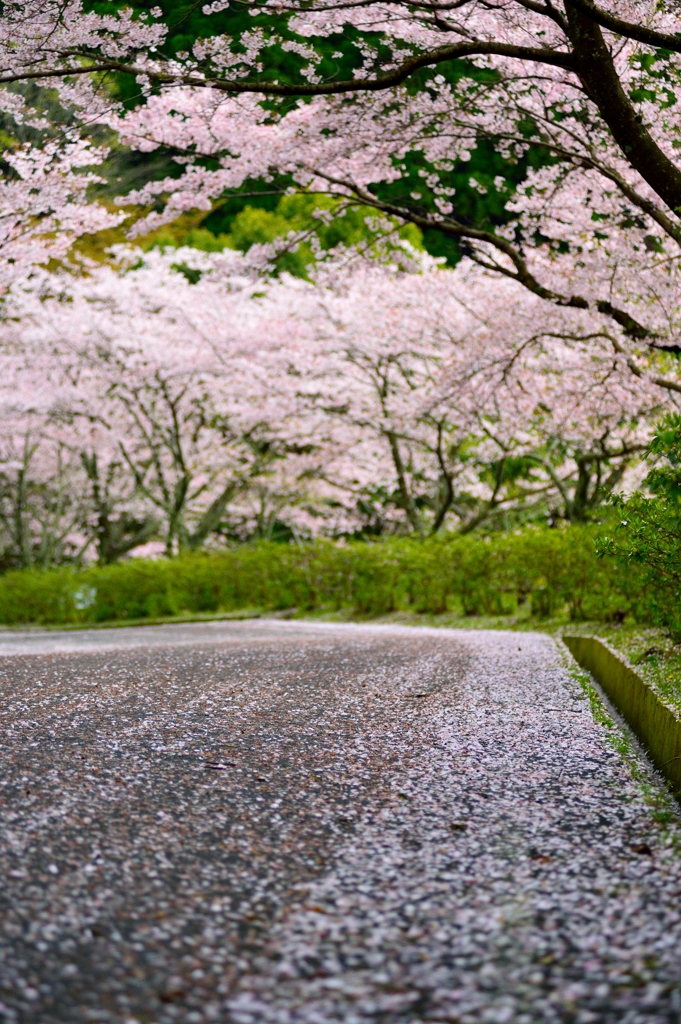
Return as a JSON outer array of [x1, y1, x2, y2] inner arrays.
[[373, 139, 538, 267], [0, 525, 646, 628], [145, 193, 423, 277], [597, 415, 681, 637], [645, 413, 681, 500], [78, 0, 556, 269], [597, 493, 681, 634]]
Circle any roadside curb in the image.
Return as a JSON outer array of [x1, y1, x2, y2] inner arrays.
[[563, 634, 681, 795]]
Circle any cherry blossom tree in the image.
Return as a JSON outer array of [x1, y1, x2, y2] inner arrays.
[[0, 247, 323, 556], [278, 256, 668, 533], [3, 0, 680, 558], [0, 0, 678, 495], [0, 137, 121, 292], [0, 239, 673, 558], [4, 0, 681, 378], [0, 429, 90, 568], [0, 348, 92, 568]]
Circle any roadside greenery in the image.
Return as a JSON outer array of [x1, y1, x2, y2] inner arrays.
[[559, 622, 681, 719], [4, 515, 681, 720], [0, 525, 642, 627], [598, 415, 681, 639]]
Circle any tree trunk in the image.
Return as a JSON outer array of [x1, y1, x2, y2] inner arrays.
[[186, 481, 238, 550], [565, 1, 681, 214]]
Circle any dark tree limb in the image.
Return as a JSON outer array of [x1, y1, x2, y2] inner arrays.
[[0, 40, 573, 92], [565, 0, 681, 214], [566, 0, 681, 53]]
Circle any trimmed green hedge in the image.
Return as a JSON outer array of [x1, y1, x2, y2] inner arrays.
[[0, 525, 653, 627]]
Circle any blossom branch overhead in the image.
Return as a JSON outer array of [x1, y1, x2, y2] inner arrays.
[[0, 0, 668, 355]]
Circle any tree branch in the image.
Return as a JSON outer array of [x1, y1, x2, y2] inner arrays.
[[386, 429, 424, 535], [314, 171, 657, 340], [186, 480, 238, 549], [565, 0, 681, 214], [0, 40, 573, 93], [431, 420, 455, 533], [566, 0, 681, 53], [608, 333, 681, 395]]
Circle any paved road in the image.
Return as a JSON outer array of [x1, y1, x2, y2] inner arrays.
[[1, 620, 680, 1024]]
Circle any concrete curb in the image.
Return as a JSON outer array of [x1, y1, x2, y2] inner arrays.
[[563, 634, 681, 795]]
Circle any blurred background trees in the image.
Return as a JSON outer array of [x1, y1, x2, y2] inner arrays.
[[0, 0, 679, 565]]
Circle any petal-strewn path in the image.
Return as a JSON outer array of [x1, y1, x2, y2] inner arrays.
[[0, 621, 680, 1024]]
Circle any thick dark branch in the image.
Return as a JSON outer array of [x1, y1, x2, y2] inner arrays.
[[567, 0, 681, 53], [315, 168, 659, 340], [0, 40, 572, 92], [513, 0, 569, 32], [314, 170, 575, 301], [565, 1, 681, 214], [596, 301, 653, 340], [609, 334, 681, 395], [0, 62, 125, 84]]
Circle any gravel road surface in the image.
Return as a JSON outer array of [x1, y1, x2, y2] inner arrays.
[[1, 620, 680, 1024]]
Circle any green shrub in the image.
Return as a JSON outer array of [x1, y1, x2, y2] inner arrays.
[[596, 415, 681, 638], [0, 522, 652, 629]]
